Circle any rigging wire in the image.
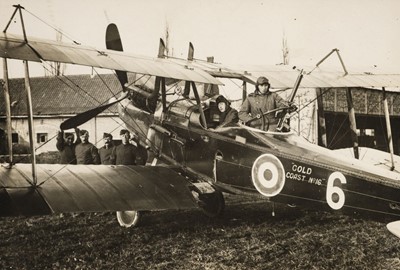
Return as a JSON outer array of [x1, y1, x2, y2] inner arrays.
[[296, 88, 330, 114], [42, 63, 113, 107], [23, 8, 82, 45], [13, 6, 204, 158], [34, 62, 198, 185], [37, 89, 180, 186], [20, 6, 165, 151], [92, 68, 122, 101], [10, 63, 123, 181], [9, 6, 400, 215], [327, 114, 349, 149], [42, 62, 160, 153], [28, 64, 155, 185]]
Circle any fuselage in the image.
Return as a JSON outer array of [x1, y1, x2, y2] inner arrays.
[[119, 94, 400, 221]]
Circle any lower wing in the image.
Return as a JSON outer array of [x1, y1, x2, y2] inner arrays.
[[0, 164, 198, 216]]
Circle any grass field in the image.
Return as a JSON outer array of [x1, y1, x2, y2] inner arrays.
[[0, 194, 399, 270]]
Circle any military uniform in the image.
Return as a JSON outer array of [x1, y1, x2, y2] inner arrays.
[[75, 142, 100, 164], [56, 131, 79, 164], [99, 144, 116, 165], [115, 143, 137, 165], [239, 92, 287, 130]]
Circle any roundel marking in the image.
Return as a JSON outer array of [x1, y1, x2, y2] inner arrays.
[[251, 154, 285, 197]]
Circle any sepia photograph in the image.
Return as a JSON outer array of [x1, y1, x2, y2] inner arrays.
[[1, 0, 400, 269]]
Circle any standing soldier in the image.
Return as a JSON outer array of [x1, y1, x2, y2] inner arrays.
[[75, 129, 100, 164], [99, 133, 116, 165], [115, 129, 137, 165], [56, 128, 80, 164]]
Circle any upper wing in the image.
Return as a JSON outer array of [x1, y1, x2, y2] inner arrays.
[[169, 56, 400, 88], [0, 32, 221, 85], [245, 68, 400, 89], [3, 32, 399, 89], [0, 164, 198, 216]]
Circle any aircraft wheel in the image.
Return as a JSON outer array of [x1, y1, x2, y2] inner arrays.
[[116, 210, 141, 228], [198, 191, 225, 218]]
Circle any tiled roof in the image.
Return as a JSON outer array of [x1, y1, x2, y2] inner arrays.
[[0, 74, 126, 116]]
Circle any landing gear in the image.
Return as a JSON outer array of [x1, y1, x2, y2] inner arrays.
[[116, 210, 141, 228], [191, 182, 225, 218], [197, 190, 225, 218]]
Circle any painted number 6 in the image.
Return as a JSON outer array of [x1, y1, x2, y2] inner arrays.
[[326, 172, 346, 210]]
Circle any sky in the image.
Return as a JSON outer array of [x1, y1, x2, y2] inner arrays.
[[1, 0, 399, 78]]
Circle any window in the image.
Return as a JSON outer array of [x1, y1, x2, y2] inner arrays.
[[37, 133, 48, 143], [357, 128, 375, 137], [357, 128, 376, 148], [11, 133, 19, 144]]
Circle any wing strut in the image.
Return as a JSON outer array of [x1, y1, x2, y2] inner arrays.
[[346, 88, 359, 159], [276, 70, 303, 131], [4, 5, 27, 41], [4, 5, 38, 185], [161, 77, 167, 112], [382, 87, 395, 171], [308, 48, 348, 76], [2, 59, 13, 165], [191, 82, 208, 129], [23, 61, 37, 185], [155, 39, 168, 112]]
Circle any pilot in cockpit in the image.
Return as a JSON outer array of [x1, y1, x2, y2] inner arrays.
[[214, 95, 239, 128]]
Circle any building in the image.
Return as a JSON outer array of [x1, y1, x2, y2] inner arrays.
[[283, 86, 400, 154], [0, 74, 126, 155], [321, 87, 400, 153]]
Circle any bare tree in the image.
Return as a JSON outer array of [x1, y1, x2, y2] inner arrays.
[[164, 21, 174, 57], [282, 32, 289, 65]]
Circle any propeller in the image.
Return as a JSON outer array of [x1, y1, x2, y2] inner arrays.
[[106, 23, 128, 87], [60, 23, 130, 131], [60, 94, 128, 130]]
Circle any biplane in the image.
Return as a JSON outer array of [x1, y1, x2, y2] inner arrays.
[[1, 5, 400, 237]]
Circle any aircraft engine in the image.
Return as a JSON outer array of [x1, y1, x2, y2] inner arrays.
[[251, 154, 286, 197]]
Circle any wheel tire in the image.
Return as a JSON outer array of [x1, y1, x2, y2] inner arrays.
[[198, 191, 225, 218], [116, 210, 141, 228]]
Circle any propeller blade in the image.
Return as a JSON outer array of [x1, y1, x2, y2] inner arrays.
[[187, 42, 194, 61], [60, 95, 126, 130], [106, 23, 128, 87], [158, 38, 166, 58]]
